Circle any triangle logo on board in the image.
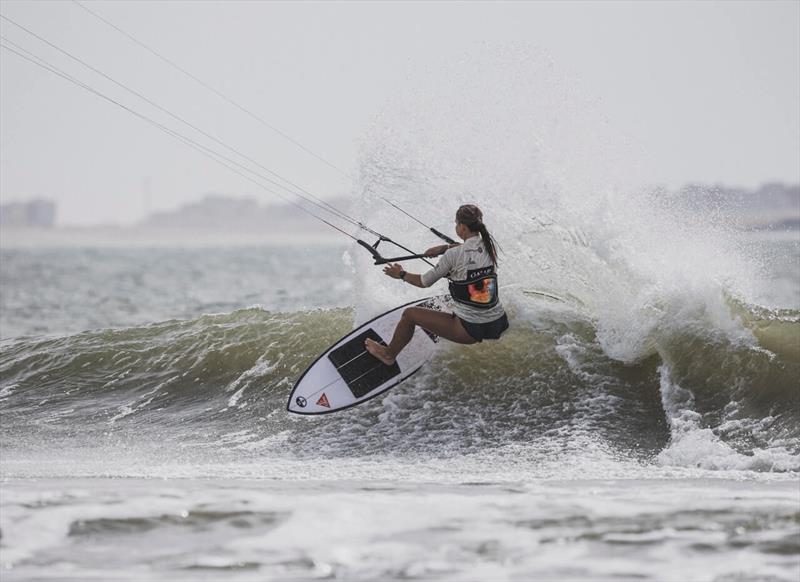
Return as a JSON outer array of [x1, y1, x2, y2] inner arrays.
[[316, 393, 330, 408]]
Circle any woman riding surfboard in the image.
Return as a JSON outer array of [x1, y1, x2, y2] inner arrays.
[[365, 204, 509, 365]]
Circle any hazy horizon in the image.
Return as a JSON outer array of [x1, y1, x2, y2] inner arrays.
[[1, 0, 799, 227]]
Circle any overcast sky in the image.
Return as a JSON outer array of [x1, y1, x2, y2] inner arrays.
[[1, 0, 798, 226]]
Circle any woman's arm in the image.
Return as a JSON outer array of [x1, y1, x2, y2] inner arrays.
[[424, 243, 461, 257], [382, 263, 427, 288]]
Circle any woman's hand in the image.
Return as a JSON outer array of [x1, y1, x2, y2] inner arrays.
[[383, 263, 405, 279]]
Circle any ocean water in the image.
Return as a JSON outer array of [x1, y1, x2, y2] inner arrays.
[[1, 232, 798, 581], [2, 47, 799, 581]]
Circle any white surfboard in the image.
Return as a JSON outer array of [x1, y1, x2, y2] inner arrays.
[[287, 295, 453, 415]]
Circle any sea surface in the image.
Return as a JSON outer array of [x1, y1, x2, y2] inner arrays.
[[0, 233, 798, 581]]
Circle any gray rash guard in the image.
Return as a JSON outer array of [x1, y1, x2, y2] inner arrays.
[[420, 235, 506, 324]]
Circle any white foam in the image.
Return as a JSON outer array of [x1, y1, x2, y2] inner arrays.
[[656, 364, 800, 472], [225, 353, 284, 408]]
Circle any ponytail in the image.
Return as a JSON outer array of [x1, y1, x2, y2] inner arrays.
[[455, 204, 501, 266], [477, 222, 500, 266]]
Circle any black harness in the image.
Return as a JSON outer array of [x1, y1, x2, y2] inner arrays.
[[448, 266, 499, 309]]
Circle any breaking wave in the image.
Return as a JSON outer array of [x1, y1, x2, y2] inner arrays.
[[1, 297, 797, 474]]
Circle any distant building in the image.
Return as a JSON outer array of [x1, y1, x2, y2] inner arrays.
[[142, 195, 264, 229], [0, 199, 57, 227]]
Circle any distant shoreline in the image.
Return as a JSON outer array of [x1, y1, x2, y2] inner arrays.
[[0, 226, 347, 249], [2, 223, 797, 250]]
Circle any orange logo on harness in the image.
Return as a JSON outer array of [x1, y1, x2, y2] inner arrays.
[[316, 393, 330, 408], [467, 277, 496, 304]]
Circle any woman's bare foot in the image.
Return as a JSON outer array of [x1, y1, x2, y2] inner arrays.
[[365, 338, 396, 366]]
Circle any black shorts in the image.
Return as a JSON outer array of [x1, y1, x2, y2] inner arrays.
[[457, 312, 509, 342]]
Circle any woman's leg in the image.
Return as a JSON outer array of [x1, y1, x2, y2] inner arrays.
[[365, 307, 475, 365]]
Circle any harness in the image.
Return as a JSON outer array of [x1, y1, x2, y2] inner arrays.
[[448, 266, 499, 309]]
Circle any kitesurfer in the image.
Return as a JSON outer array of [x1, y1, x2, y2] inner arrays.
[[365, 204, 509, 365]]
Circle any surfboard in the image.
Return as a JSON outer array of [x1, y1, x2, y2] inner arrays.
[[287, 295, 452, 415]]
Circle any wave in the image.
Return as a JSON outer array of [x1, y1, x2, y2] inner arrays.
[[1, 297, 797, 472]]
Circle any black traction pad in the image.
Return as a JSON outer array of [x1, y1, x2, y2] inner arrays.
[[327, 328, 401, 398]]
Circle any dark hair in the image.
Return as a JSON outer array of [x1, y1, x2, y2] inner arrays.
[[456, 204, 500, 265]]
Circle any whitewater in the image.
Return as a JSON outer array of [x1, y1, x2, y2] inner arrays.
[[1, 49, 799, 580]]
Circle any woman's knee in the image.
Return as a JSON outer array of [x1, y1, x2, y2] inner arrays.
[[401, 307, 421, 324]]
